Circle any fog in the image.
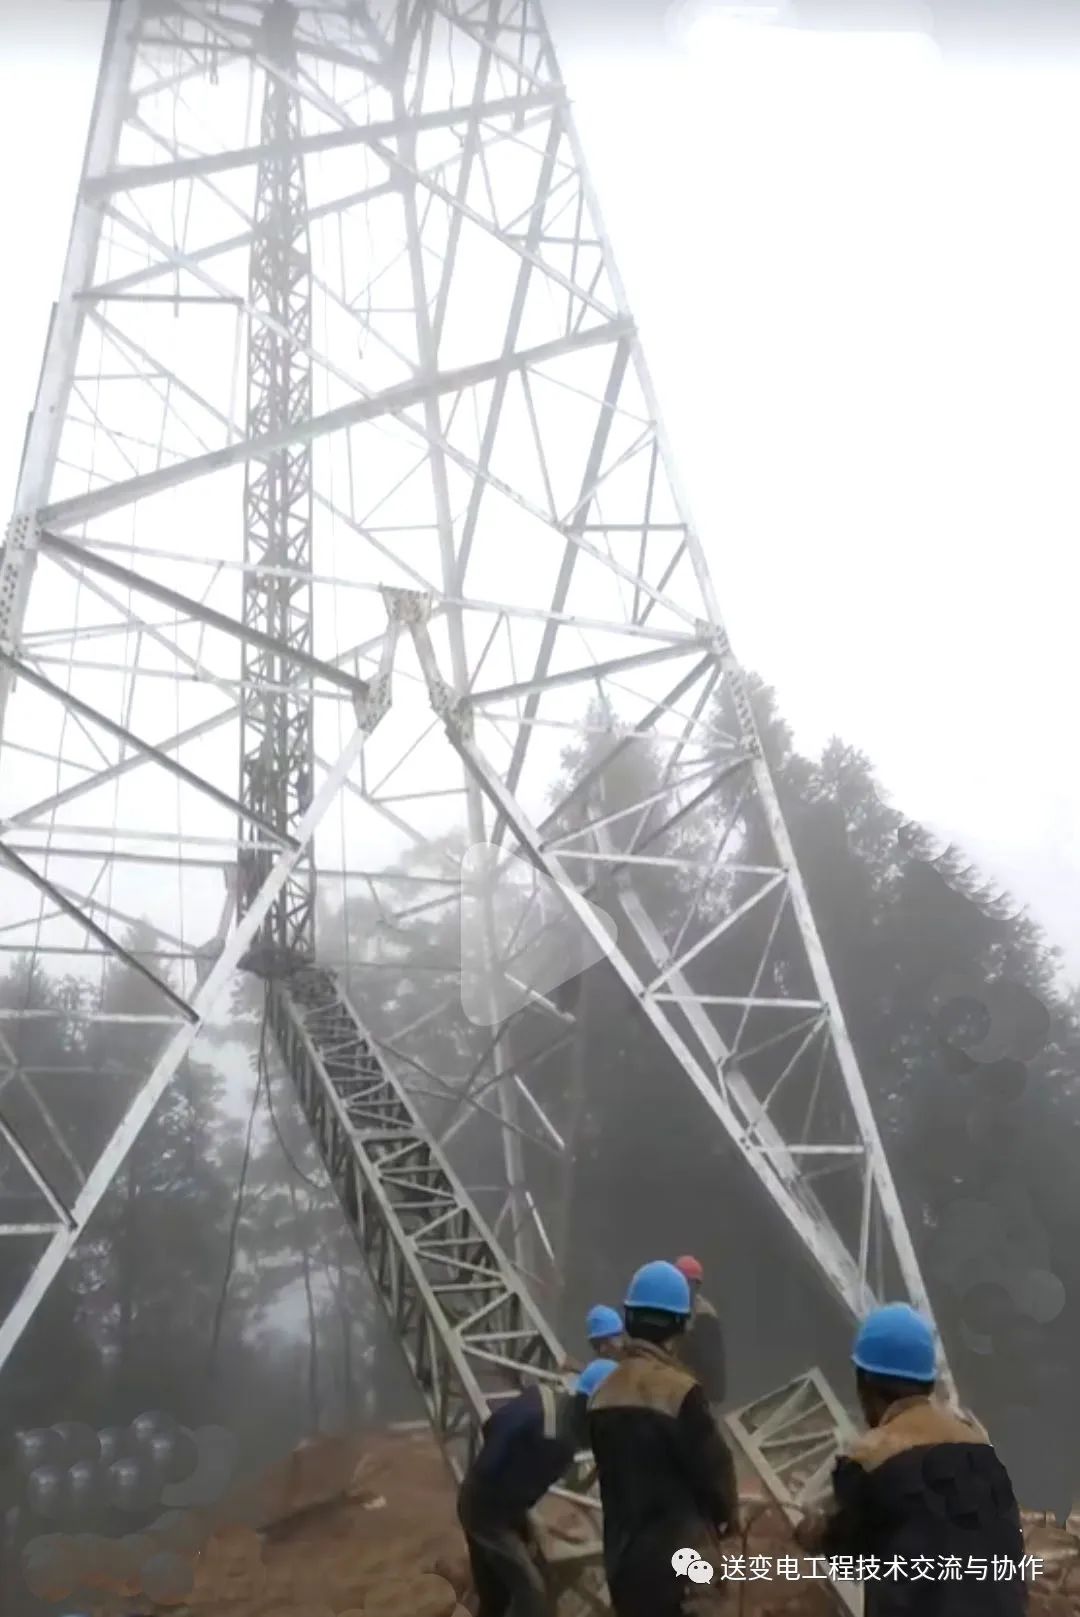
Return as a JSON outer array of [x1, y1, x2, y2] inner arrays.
[[0, 2, 1078, 1611]]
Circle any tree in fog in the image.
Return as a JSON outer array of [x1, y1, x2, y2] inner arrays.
[[0, 933, 255, 1484], [0, 958, 103, 1428], [15, 678, 1057, 1515], [0, 934, 367, 1564], [531, 699, 749, 1345], [312, 672, 1080, 1513], [213, 967, 419, 1433], [62, 925, 245, 1424], [542, 673, 1080, 1513]]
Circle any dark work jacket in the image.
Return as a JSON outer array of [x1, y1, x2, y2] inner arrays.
[[816, 1396, 1026, 1617], [458, 1383, 578, 1531], [587, 1339, 738, 1595], [678, 1294, 727, 1407]]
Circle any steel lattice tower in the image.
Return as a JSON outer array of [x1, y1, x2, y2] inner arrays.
[[0, 0, 952, 1412], [238, 0, 317, 957]]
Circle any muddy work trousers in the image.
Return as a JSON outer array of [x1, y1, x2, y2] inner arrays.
[[460, 1516, 550, 1617], [606, 1530, 726, 1617], [608, 1568, 726, 1617]]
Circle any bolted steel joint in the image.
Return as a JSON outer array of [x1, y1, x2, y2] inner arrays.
[[381, 586, 431, 627], [430, 679, 473, 739], [354, 669, 391, 732], [696, 618, 731, 658], [0, 516, 40, 650]]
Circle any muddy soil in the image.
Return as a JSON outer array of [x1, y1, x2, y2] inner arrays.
[[36, 1426, 1078, 1617]]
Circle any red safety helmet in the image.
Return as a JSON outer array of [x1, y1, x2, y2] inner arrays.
[[674, 1255, 704, 1283]]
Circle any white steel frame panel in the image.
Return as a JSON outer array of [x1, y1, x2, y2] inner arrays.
[[0, 0, 950, 1410]]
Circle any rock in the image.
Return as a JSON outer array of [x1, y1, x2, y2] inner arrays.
[[261, 1550, 332, 1609], [431, 1538, 471, 1598], [140, 1546, 197, 1605], [21, 1535, 79, 1602], [109, 1531, 158, 1597], [200, 1522, 263, 1564], [317, 1553, 382, 1610], [364, 1570, 459, 1617], [240, 1434, 366, 1534], [191, 1522, 266, 1603], [1024, 1522, 1080, 1570], [255, 1606, 335, 1617], [345, 1531, 428, 1579], [104, 1422, 1080, 1617], [144, 1507, 212, 1558], [100, 1422, 1077, 1617]]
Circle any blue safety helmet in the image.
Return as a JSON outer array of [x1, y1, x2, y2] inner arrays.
[[586, 1304, 623, 1341], [624, 1260, 691, 1317], [852, 1303, 936, 1383], [575, 1358, 619, 1399]]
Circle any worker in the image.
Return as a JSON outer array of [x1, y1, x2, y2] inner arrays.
[[586, 1303, 626, 1361], [795, 1303, 1026, 1617], [557, 1303, 626, 1377], [587, 1261, 738, 1616], [457, 1357, 619, 1617], [673, 1255, 727, 1411]]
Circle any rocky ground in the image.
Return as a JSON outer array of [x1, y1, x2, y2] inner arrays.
[[34, 1425, 1080, 1617]]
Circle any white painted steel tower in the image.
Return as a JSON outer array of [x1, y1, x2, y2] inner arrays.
[[0, 0, 951, 1486]]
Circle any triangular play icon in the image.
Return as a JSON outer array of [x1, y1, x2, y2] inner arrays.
[[459, 842, 619, 1028]]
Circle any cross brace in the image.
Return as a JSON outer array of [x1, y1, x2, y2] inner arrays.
[[267, 957, 857, 1613], [267, 961, 608, 1601]]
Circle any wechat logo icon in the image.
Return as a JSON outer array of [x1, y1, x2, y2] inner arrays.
[[672, 1545, 715, 1583]]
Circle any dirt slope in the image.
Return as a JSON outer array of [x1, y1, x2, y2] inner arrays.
[[39, 1427, 1080, 1617]]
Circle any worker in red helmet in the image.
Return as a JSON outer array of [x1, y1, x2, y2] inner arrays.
[[673, 1256, 727, 1415]]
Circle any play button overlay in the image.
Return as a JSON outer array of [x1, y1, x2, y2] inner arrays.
[[459, 842, 619, 1027]]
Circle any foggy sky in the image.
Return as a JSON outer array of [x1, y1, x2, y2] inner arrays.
[[0, 0, 1078, 973]]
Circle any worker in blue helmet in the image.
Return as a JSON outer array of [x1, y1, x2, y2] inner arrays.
[[556, 1304, 626, 1378], [586, 1303, 626, 1360], [795, 1304, 1025, 1617], [586, 1262, 737, 1616], [457, 1358, 618, 1617]]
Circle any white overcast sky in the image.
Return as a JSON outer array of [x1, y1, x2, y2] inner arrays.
[[1, 1, 1078, 975]]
